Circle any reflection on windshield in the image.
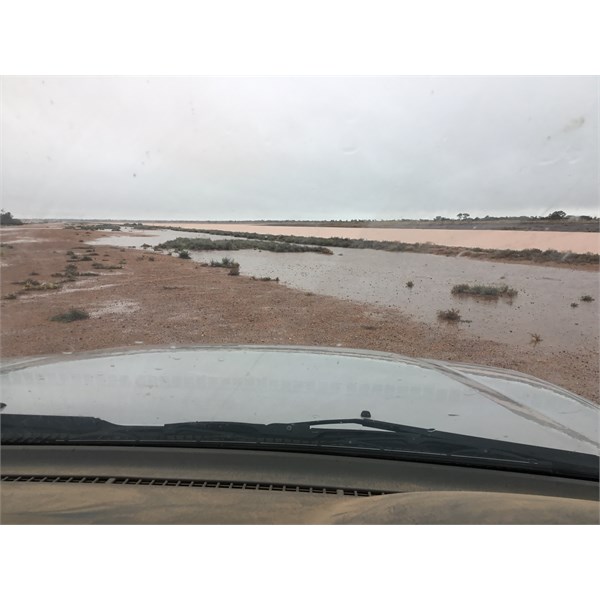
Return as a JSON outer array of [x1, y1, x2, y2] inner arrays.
[[1, 76, 598, 466]]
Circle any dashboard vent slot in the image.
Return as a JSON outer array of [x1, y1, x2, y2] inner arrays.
[[2, 474, 391, 497]]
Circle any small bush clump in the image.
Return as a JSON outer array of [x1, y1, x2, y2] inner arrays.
[[451, 283, 517, 298], [530, 333, 543, 345], [437, 308, 461, 322], [580, 295, 595, 302], [50, 308, 90, 322], [21, 279, 61, 291], [92, 262, 123, 270], [210, 257, 237, 268], [406, 280, 414, 288], [178, 250, 191, 259]]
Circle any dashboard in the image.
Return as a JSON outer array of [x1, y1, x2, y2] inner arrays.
[[2, 446, 598, 524]]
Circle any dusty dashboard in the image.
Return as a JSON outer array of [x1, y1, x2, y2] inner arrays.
[[2, 445, 598, 524]]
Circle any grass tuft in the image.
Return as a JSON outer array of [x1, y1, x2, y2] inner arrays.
[[530, 333, 543, 345]]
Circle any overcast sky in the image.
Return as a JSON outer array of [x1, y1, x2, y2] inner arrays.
[[1, 76, 598, 220]]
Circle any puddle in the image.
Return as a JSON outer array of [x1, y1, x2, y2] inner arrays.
[[99, 230, 600, 352]]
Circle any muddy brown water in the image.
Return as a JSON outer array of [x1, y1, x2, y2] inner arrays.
[[97, 230, 600, 354], [147, 222, 600, 254]]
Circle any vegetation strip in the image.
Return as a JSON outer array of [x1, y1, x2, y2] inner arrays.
[[155, 236, 334, 255]]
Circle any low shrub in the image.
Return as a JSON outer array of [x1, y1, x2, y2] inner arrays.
[[580, 295, 594, 302], [530, 333, 543, 345], [210, 257, 237, 268], [451, 283, 517, 298], [437, 308, 461, 321], [92, 262, 123, 270], [20, 279, 61, 291], [50, 308, 90, 322]]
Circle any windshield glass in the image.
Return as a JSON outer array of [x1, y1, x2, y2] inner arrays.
[[1, 76, 598, 476]]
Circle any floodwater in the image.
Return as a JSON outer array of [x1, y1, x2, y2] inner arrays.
[[98, 230, 600, 353], [147, 222, 600, 254]]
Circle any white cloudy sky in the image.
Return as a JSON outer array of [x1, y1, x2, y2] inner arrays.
[[1, 76, 598, 220]]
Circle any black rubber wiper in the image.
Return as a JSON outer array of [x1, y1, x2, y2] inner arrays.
[[254, 416, 600, 480], [2, 414, 598, 480]]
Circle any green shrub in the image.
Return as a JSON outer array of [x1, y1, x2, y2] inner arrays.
[[210, 257, 237, 268], [451, 283, 517, 298]]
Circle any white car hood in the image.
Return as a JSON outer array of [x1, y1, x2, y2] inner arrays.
[[1, 345, 598, 455]]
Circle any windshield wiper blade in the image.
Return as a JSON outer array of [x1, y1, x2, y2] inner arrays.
[[3, 414, 597, 480], [258, 417, 599, 479]]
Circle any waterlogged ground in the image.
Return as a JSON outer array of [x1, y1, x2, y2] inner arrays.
[[99, 230, 600, 353], [2, 225, 598, 401]]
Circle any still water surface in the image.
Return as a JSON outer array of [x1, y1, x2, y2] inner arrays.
[[97, 229, 599, 353]]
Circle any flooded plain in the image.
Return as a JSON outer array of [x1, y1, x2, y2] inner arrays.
[[97, 229, 600, 353], [147, 222, 600, 254]]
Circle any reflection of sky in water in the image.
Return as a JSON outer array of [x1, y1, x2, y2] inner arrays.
[[96, 229, 599, 352]]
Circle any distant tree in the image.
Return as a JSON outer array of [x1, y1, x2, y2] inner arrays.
[[548, 210, 567, 220], [434, 216, 443, 221], [0, 210, 23, 226], [456, 213, 470, 220]]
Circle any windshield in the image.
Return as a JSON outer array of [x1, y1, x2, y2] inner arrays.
[[1, 76, 599, 476]]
